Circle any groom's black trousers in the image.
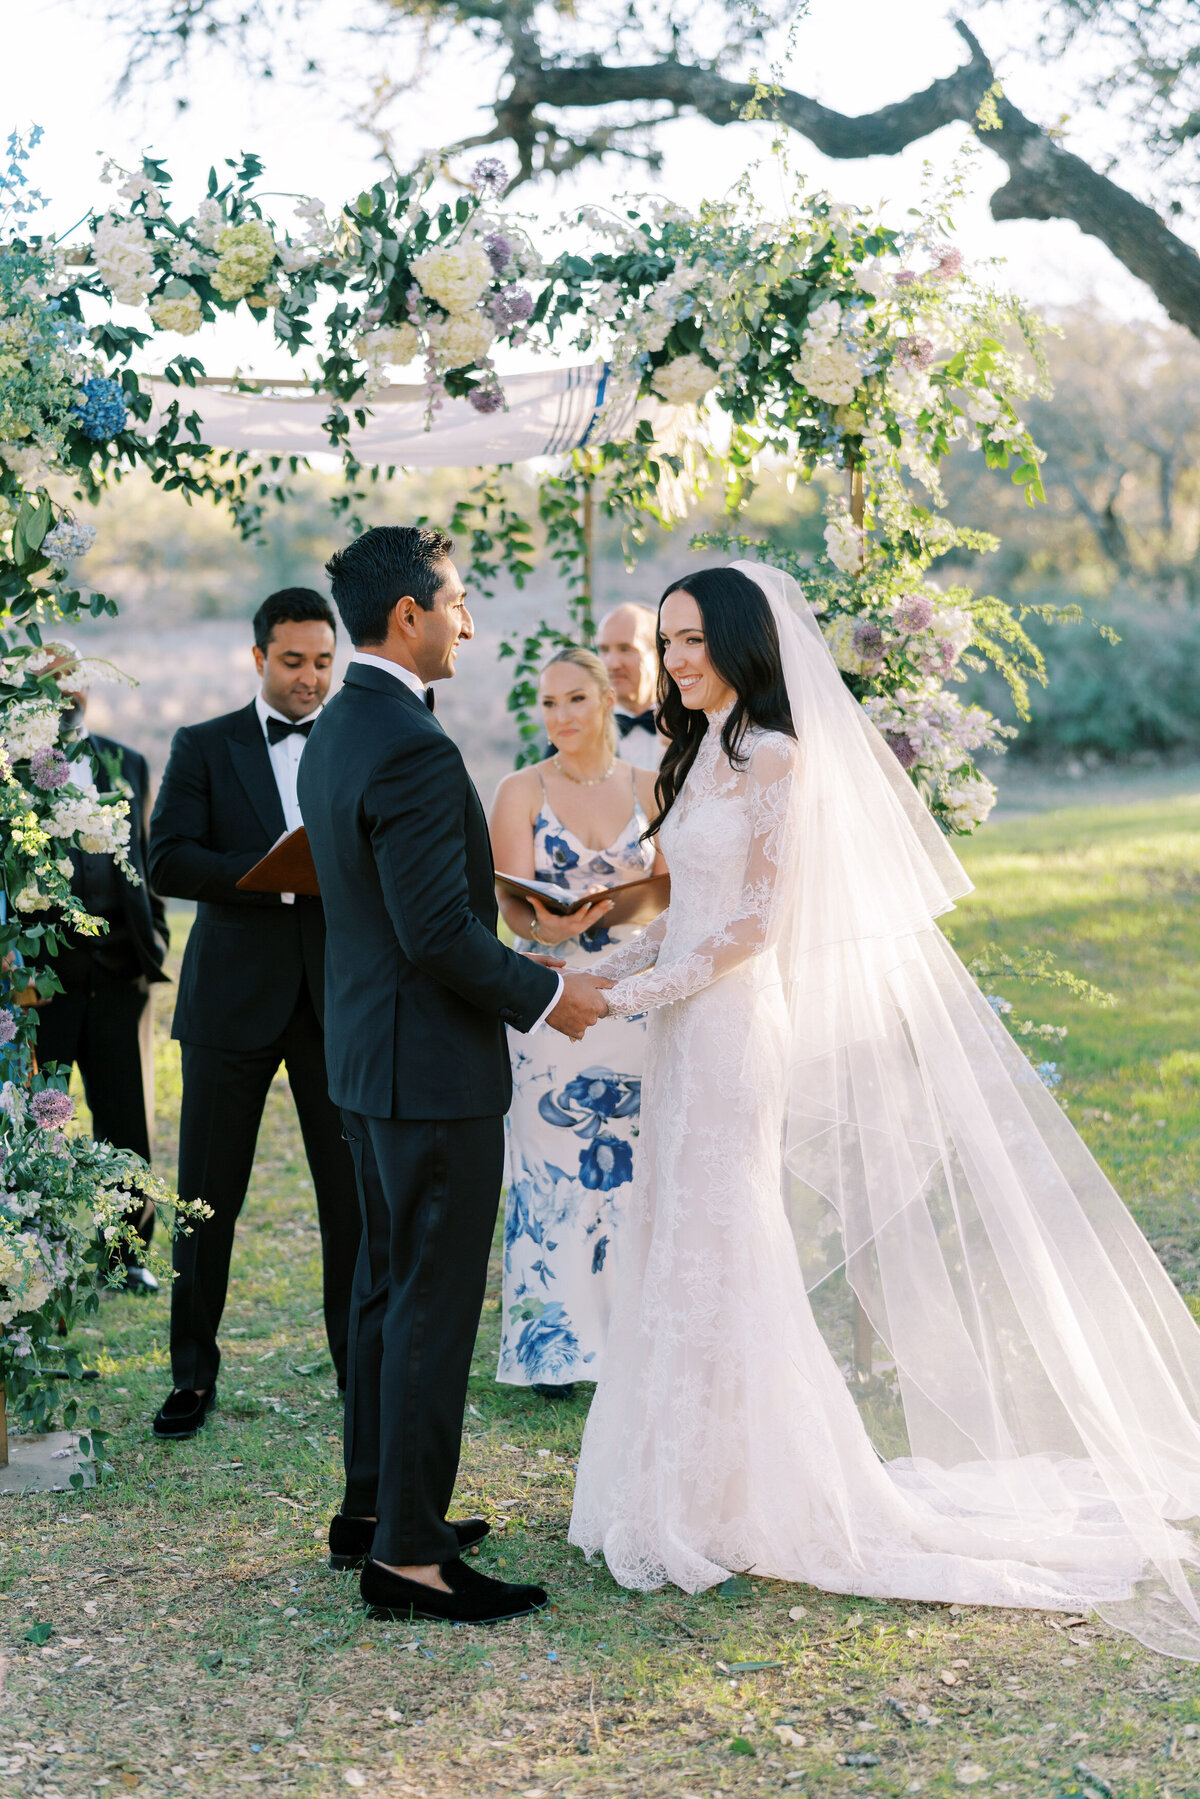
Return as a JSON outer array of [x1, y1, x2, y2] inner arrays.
[[340, 1109, 503, 1567]]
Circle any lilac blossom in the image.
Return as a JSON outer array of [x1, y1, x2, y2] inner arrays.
[[896, 335, 934, 371], [469, 386, 505, 415], [885, 732, 920, 770], [0, 1008, 16, 1046], [932, 244, 964, 280], [851, 619, 887, 663], [894, 269, 918, 287]]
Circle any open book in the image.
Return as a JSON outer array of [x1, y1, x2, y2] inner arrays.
[[496, 870, 669, 931]]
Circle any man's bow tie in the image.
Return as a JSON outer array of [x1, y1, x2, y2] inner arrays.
[[616, 710, 656, 738], [266, 715, 316, 745]]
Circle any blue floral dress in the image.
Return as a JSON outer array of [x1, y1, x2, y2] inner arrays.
[[498, 780, 656, 1386]]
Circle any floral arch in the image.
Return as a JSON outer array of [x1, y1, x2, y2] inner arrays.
[[0, 131, 1057, 1435]]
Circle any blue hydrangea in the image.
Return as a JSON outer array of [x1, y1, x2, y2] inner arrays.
[[72, 376, 127, 442], [1036, 1061, 1062, 1089]]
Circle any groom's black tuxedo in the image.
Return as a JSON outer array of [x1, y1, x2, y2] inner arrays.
[[298, 660, 557, 1565], [148, 699, 361, 1391]]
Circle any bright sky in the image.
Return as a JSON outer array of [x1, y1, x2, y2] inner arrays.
[[4, 0, 1164, 380]]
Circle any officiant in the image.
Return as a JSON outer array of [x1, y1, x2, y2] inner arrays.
[[147, 587, 361, 1440], [489, 647, 666, 1400], [597, 603, 665, 771]]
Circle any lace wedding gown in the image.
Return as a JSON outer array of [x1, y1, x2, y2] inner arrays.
[[568, 707, 1200, 1629]]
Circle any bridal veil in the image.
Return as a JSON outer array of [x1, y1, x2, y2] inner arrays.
[[733, 558, 1200, 1659]]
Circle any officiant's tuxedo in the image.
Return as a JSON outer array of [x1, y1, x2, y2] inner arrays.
[[148, 698, 361, 1391], [298, 659, 558, 1567]]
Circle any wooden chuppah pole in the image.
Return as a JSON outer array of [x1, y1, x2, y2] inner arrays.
[[578, 451, 597, 645], [847, 454, 874, 1384]]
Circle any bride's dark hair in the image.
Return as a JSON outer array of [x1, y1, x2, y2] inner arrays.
[[648, 566, 795, 837]]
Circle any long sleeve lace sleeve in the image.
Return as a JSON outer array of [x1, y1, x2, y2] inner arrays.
[[588, 908, 669, 981], [605, 735, 795, 1017]]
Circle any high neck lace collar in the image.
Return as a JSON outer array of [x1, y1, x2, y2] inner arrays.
[[705, 700, 735, 728]]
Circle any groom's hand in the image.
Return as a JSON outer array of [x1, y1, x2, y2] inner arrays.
[[547, 972, 612, 1042]]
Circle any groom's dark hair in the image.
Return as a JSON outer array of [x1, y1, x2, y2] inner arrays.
[[325, 525, 454, 647]]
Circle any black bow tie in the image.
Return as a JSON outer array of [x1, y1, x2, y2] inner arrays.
[[616, 710, 656, 738], [425, 687, 436, 713], [266, 715, 316, 745]]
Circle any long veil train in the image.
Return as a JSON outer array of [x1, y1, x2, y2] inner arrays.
[[735, 560, 1200, 1659]]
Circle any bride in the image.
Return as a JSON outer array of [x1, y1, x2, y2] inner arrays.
[[570, 560, 1200, 1660]]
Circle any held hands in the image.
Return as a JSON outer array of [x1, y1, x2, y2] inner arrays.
[[547, 971, 613, 1043], [527, 893, 614, 947]]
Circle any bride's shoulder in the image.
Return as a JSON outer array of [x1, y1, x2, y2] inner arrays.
[[742, 724, 798, 773]]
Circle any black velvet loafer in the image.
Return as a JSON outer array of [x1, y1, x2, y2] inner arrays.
[[329, 1513, 490, 1571], [361, 1554, 548, 1624], [152, 1386, 217, 1439]]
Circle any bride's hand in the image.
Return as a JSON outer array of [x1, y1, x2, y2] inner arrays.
[[527, 894, 614, 947]]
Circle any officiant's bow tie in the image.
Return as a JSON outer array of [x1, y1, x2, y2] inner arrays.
[[425, 687, 436, 712], [266, 716, 317, 745], [616, 710, 656, 738]]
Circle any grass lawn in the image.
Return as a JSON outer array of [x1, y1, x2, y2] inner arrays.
[[3, 789, 1200, 1797]]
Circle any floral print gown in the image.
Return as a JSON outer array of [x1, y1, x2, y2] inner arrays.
[[498, 783, 655, 1387]]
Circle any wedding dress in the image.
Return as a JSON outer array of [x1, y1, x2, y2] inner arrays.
[[568, 560, 1200, 1660]]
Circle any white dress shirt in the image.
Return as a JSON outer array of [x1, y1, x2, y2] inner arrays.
[[614, 705, 665, 771], [349, 651, 563, 1033], [255, 691, 322, 903]]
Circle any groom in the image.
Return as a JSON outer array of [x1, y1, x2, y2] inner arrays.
[[299, 525, 610, 1625]]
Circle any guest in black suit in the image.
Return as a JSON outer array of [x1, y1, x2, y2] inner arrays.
[[35, 691, 169, 1293], [299, 525, 610, 1625], [147, 587, 361, 1439]]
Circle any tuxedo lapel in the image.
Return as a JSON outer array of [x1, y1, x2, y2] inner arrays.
[[227, 704, 286, 842]]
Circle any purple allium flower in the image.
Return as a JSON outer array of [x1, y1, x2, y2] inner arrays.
[[893, 592, 935, 634], [894, 269, 918, 288], [852, 619, 887, 662], [471, 158, 511, 199], [31, 1088, 74, 1130], [491, 285, 533, 326], [932, 244, 964, 280], [469, 385, 505, 415], [72, 376, 128, 442], [30, 747, 71, 790], [482, 232, 513, 274], [0, 1008, 16, 1046], [896, 335, 935, 371], [886, 732, 920, 770]]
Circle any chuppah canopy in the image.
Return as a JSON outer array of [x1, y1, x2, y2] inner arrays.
[[149, 363, 685, 467]]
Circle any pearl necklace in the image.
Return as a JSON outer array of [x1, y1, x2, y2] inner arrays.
[[552, 753, 617, 788]]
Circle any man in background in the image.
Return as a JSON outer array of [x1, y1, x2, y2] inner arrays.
[[147, 587, 360, 1439], [596, 602, 664, 771], [35, 682, 169, 1293]]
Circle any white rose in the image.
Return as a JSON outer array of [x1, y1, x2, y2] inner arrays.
[[413, 242, 493, 314]]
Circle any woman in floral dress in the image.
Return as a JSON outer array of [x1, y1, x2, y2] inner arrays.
[[490, 648, 665, 1399]]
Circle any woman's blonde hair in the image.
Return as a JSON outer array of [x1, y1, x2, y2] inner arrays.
[[540, 645, 617, 755]]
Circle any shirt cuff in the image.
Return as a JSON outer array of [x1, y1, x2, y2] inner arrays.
[[528, 970, 564, 1035]]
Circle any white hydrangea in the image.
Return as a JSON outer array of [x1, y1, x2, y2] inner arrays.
[[41, 517, 98, 562], [824, 505, 865, 574], [92, 213, 156, 307], [356, 323, 420, 369], [792, 336, 862, 406], [2, 700, 64, 762], [821, 616, 867, 676], [116, 172, 166, 220], [427, 309, 495, 368], [413, 241, 493, 314], [149, 291, 203, 336], [50, 791, 131, 855], [191, 198, 226, 250], [652, 353, 719, 408], [0, 441, 49, 484]]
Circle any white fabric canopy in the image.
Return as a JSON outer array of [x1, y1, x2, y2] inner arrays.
[[149, 362, 684, 467]]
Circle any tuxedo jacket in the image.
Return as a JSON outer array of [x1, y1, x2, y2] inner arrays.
[[76, 733, 170, 985], [297, 662, 557, 1120], [148, 700, 326, 1051]]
